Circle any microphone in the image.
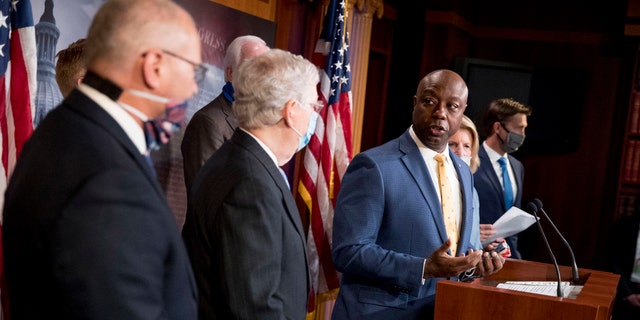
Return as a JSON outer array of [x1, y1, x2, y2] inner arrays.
[[527, 202, 563, 297], [533, 198, 580, 285]]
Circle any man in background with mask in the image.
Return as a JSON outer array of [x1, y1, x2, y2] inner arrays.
[[181, 48, 317, 319], [474, 97, 532, 259], [181, 35, 269, 194], [3, 0, 200, 318]]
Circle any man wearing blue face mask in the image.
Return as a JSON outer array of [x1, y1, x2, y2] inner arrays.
[[474, 97, 532, 259], [181, 35, 270, 194], [181, 48, 318, 320]]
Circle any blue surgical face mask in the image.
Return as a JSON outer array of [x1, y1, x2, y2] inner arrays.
[[290, 110, 319, 152]]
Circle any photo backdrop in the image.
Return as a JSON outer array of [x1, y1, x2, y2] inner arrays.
[[32, 0, 276, 226]]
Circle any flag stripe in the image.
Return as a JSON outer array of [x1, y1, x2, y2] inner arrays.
[[1, 78, 8, 174], [10, 28, 35, 162], [300, 0, 352, 317], [1, 1, 37, 319]]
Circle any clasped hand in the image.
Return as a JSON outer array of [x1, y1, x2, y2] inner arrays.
[[423, 239, 505, 279]]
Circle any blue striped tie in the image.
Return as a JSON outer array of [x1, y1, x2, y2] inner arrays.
[[144, 153, 157, 176], [279, 168, 290, 190], [498, 157, 513, 209]]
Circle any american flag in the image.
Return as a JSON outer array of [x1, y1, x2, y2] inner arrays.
[[298, 0, 352, 318], [0, 0, 37, 318]]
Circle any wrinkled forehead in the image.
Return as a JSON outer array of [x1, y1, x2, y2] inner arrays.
[[418, 80, 468, 107], [420, 71, 467, 94]]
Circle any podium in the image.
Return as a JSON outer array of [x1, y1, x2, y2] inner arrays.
[[434, 259, 620, 320]]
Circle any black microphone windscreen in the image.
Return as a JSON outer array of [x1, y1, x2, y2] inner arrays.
[[533, 198, 544, 209], [527, 202, 538, 213]]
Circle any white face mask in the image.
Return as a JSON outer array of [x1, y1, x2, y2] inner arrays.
[[128, 89, 186, 109], [122, 90, 188, 151], [460, 156, 472, 166]]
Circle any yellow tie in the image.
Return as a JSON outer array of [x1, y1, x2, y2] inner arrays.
[[434, 154, 458, 256]]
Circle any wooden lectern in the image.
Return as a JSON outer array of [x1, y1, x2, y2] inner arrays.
[[434, 259, 620, 320]]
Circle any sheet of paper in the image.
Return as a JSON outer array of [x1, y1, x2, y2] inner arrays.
[[496, 281, 582, 298], [481, 207, 538, 247]]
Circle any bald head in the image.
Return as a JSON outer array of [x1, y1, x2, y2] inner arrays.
[[84, 0, 199, 82], [416, 69, 468, 99], [412, 69, 469, 152], [83, 0, 202, 120], [223, 35, 270, 82]]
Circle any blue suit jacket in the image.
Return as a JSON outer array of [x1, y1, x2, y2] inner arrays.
[[473, 145, 525, 258], [331, 130, 476, 320]]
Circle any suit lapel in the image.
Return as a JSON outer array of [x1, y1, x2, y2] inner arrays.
[[397, 131, 449, 244], [478, 146, 503, 196], [221, 99, 238, 132], [450, 150, 473, 253], [232, 130, 306, 240], [508, 154, 524, 206], [66, 92, 165, 197]]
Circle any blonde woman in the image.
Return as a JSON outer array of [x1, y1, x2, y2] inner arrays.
[[449, 115, 508, 254]]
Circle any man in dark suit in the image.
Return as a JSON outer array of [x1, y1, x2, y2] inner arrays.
[[181, 35, 269, 193], [331, 69, 505, 320], [474, 97, 532, 259], [2, 1, 201, 318], [182, 48, 317, 319]]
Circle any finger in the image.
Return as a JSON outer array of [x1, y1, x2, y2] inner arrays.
[[437, 239, 452, 255], [464, 249, 482, 268], [465, 248, 482, 256], [484, 252, 496, 274], [478, 252, 491, 274], [486, 251, 505, 276], [493, 253, 505, 270]]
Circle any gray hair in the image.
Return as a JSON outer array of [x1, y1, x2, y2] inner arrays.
[[223, 35, 268, 82], [84, 0, 193, 71], [233, 49, 320, 129]]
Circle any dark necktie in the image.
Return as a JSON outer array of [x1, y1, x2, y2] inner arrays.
[[144, 152, 157, 176], [498, 157, 513, 209]]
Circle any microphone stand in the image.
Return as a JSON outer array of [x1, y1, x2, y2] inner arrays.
[[527, 202, 563, 297], [534, 198, 580, 285]]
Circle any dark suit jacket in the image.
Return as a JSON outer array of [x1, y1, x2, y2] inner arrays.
[[474, 144, 525, 259], [181, 93, 237, 193], [182, 129, 310, 320], [2, 89, 197, 319], [331, 130, 476, 320]]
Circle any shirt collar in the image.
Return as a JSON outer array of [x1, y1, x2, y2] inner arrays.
[[483, 140, 506, 164], [409, 125, 452, 161], [240, 128, 279, 168], [77, 83, 147, 155]]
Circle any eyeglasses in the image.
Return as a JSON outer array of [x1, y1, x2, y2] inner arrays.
[[297, 100, 324, 113], [160, 50, 208, 84], [310, 100, 324, 112]]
